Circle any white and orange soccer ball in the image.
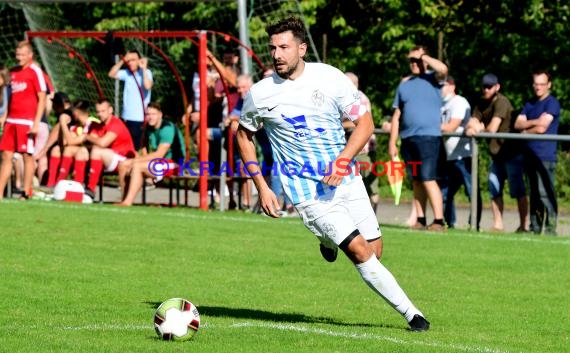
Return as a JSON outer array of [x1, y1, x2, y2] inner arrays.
[[153, 298, 200, 341]]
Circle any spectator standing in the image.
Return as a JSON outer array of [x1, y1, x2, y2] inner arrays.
[[13, 67, 53, 190], [0, 67, 10, 125], [466, 73, 528, 232], [0, 41, 47, 200], [344, 72, 379, 211], [439, 76, 482, 230], [108, 49, 153, 150], [514, 70, 560, 235], [237, 17, 430, 331], [225, 73, 254, 210], [388, 45, 448, 231]]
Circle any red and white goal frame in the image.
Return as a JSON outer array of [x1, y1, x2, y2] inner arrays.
[[26, 30, 265, 210]]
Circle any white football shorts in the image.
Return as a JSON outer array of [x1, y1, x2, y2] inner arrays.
[[296, 176, 381, 249]]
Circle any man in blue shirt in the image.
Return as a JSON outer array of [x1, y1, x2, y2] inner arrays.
[[514, 70, 560, 235], [108, 49, 153, 151], [389, 45, 448, 231]]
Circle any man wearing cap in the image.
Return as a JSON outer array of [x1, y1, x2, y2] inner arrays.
[[466, 73, 528, 233], [440, 76, 482, 230]]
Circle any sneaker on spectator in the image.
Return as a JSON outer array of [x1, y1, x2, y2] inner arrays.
[[426, 223, 446, 232], [410, 222, 426, 230], [84, 188, 95, 201]]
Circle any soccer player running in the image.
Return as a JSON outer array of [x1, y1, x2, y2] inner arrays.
[[236, 17, 430, 331]]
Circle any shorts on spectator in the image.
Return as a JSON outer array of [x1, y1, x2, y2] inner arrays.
[[0, 121, 34, 154], [209, 127, 222, 142], [106, 153, 128, 172], [153, 159, 179, 182], [401, 135, 443, 181], [488, 153, 526, 199]]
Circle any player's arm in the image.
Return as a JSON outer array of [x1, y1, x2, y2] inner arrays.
[[135, 143, 171, 163], [139, 58, 153, 90], [30, 91, 47, 135], [237, 125, 280, 218], [85, 131, 117, 148], [338, 111, 374, 162], [441, 117, 463, 133], [413, 48, 448, 81], [0, 109, 6, 129], [515, 113, 553, 134], [388, 108, 401, 158], [108, 59, 124, 79], [206, 50, 237, 87], [35, 122, 61, 160], [484, 116, 503, 133], [58, 114, 81, 146], [323, 94, 374, 187]]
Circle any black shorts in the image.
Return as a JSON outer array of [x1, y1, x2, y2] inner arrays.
[[401, 135, 444, 181]]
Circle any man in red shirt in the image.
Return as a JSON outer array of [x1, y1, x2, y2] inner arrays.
[[84, 98, 136, 200], [0, 41, 47, 199]]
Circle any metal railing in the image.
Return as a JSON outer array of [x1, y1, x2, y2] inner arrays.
[[374, 128, 570, 231]]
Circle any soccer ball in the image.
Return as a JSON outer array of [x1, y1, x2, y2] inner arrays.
[[153, 298, 200, 341]]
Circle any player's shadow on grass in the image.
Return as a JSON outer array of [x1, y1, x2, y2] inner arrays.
[[144, 301, 396, 329]]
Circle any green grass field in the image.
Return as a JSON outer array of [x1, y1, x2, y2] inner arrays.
[[1, 201, 568, 353]]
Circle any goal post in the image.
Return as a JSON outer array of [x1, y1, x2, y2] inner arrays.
[[26, 29, 264, 210]]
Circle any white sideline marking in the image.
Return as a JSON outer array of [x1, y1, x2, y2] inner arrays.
[[25, 200, 299, 224], [231, 322, 513, 353], [12, 200, 570, 245], [54, 321, 513, 353]]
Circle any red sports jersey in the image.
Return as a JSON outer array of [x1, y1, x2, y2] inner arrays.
[[94, 115, 136, 158], [8, 63, 47, 120]]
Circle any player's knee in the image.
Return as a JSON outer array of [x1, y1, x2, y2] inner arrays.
[[340, 232, 374, 264], [76, 148, 89, 160], [368, 238, 383, 260]]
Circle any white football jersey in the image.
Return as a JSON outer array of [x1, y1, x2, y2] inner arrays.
[[240, 62, 361, 204]]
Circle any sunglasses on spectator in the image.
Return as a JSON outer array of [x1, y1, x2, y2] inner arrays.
[[482, 84, 494, 89], [408, 58, 422, 64]]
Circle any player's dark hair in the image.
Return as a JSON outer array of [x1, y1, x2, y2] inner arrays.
[[411, 45, 429, 56], [126, 49, 141, 58], [147, 101, 162, 112], [533, 70, 551, 82], [96, 97, 112, 106], [266, 17, 306, 44], [71, 99, 90, 114]]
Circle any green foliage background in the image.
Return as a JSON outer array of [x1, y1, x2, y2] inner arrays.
[[1, 0, 569, 204]]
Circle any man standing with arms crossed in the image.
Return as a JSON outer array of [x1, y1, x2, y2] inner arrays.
[[389, 45, 448, 231], [237, 17, 429, 331], [514, 70, 560, 235], [0, 41, 47, 200]]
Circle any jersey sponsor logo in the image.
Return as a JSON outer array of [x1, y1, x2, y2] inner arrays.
[[281, 114, 326, 141], [268, 105, 278, 111], [11, 81, 28, 93]]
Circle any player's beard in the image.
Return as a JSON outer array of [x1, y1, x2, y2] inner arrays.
[[275, 59, 299, 80]]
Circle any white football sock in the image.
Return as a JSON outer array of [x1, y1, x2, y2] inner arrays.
[[355, 255, 422, 322]]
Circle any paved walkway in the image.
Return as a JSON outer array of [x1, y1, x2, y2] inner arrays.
[[98, 184, 569, 236]]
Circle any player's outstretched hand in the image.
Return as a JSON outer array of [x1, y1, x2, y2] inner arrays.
[[258, 188, 281, 218]]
